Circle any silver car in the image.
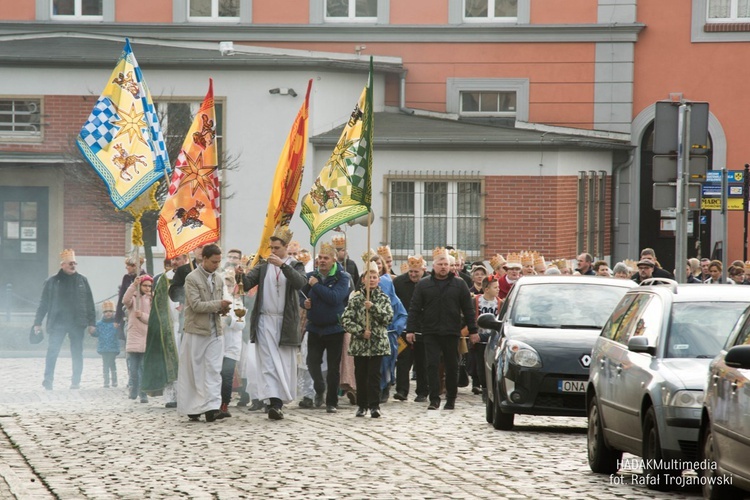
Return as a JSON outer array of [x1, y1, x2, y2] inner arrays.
[[586, 279, 750, 492]]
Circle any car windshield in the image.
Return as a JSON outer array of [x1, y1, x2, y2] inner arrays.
[[510, 283, 629, 329], [666, 302, 748, 359]]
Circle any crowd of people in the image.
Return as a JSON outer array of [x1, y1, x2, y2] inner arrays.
[[32, 237, 750, 421]]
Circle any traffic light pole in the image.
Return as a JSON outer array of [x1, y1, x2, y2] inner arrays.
[[674, 103, 690, 283]]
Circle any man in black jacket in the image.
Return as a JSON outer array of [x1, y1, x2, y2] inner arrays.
[[405, 249, 477, 410], [34, 249, 96, 390]]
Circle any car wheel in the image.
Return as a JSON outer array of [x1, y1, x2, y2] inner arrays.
[[642, 407, 675, 491], [700, 421, 744, 500], [491, 383, 514, 430], [587, 395, 622, 474]]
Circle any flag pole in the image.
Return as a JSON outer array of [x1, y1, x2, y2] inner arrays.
[[365, 212, 371, 333]]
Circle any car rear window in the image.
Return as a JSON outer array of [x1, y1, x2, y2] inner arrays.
[[510, 283, 630, 329], [666, 302, 748, 358]]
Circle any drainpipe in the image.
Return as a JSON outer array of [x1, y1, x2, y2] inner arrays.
[[611, 149, 635, 263], [399, 70, 415, 115]]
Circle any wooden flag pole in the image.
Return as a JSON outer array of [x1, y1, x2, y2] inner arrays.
[[365, 212, 371, 333]]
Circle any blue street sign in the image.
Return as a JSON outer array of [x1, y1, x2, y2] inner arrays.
[[700, 215, 707, 224]]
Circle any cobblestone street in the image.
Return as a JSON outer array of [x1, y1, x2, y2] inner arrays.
[[0, 355, 704, 499]]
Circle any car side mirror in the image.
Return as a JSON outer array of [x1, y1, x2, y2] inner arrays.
[[477, 312, 502, 331], [725, 345, 750, 370], [628, 335, 655, 355]]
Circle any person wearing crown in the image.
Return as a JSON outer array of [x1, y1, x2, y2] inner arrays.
[[237, 226, 307, 420], [499, 253, 523, 300], [332, 234, 359, 289], [404, 247, 477, 410], [377, 245, 397, 277], [34, 249, 96, 390], [300, 241, 351, 413]]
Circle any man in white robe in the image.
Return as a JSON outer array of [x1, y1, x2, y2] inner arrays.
[[240, 226, 307, 420], [177, 244, 232, 422]]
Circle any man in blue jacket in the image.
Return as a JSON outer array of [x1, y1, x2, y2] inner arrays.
[[301, 243, 350, 413]]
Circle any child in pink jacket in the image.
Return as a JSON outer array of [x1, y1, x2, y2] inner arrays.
[[124, 274, 152, 402]]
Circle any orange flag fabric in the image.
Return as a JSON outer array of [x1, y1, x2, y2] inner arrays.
[[157, 79, 220, 258], [251, 79, 313, 265]]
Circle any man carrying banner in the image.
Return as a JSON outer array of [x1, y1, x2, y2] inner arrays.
[[238, 227, 307, 420]]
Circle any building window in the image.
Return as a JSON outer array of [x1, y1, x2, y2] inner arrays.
[[707, 0, 750, 21], [0, 99, 42, 139], [51, 0, 103, 19], [460, 91, 517, 117], [156, 101, 224, 162], [464, 0, 517, 21], [388, 178, 483, 258], [325, 0, 377, 21], [188, 0, 240, 21]]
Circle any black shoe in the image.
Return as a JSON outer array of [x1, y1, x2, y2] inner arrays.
[[346, 391, 357, 405], [205, 409, 220, 422], [428, 400, 440, 410], [236, 400, 249, 407], [370, 408, 381, 418], [355, 407, 367, 417], [314, 393, 324, 408], [471, 386, 481, 395], [165, 402, 177, 408], [393, 392, 407, 401], [443, 400, 455, 410], [298, 397, 314, 409], [414, 395, 427, 403], [268, 407, 284, 420], [380, 388, 389, 403], [217, 404, 231, 419], [140, 395, 148, 404], [188, 414, 201, 422], [326, 405, 337, 414], [248, 399, 264, 411]]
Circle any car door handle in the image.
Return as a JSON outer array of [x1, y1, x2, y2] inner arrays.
[[600, 358, 606, 368], [616, 364, 623, 375], [731, 381, 739, 394]]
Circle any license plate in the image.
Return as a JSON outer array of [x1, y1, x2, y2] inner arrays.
[[558, 380, 586, 393]]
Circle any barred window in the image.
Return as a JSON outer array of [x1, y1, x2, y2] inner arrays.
[[388, 177, 483, 259], [0, 99, 42, 138], [188, 0, 240, 21]]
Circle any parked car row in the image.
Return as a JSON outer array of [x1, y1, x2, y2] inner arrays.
[[478, 276, 750, 499]]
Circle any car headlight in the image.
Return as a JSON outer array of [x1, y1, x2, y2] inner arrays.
[[506, 340, 542, 368], [669, 390, 703, 408]]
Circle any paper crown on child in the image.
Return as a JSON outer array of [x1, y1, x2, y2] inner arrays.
[[271, 226, 293, 245], [376, 245, 392, 258], [287, 240, 300, 254], [366, 261, 379, 274], [361, 248, 377, 263], [297, 249, 311, 264], [331, 235, 346, 249], [408, 255, 425, 270], [102, 300, 115, 312], [400, 262, 408, 273], [432, 247, 449, 260], [551, 258, 568, 270], [60, 248, 76, 263], [505, 252, 523, 269], [489, 254, 506, 270], [534, 254, 546, 272], [319, 242, 337, 258]]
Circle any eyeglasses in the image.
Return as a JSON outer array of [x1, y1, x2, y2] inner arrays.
[[68, 262, 77, 266]]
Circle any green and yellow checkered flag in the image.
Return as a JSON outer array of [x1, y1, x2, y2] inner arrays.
[[300, 58, 373, 246]]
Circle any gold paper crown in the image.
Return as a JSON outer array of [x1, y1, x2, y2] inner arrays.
[[297, 249, 311, 264], [505, 252, 522, 268], [60, 248, 76, 263], [319, 242, 336, 258], [432, 247, 449, 260], [366, 261, 379, 274], [407, 255, 425, 270], [271, 226, 293, 245], [377, 245, 392, 258], [521, 251, 534, 267], [102, 300, 115, 312], [361, 248, 377, 263], [622, 259, 638, 272], [400, 262, 408, 273], [331, 235, 346, 249], [489, 254, 506, 270], [745, 261, 750, 271], [551, 258, 568, 270], [534, 254, 546, 272], [447, 248, 459, 259], [287, 240, 300, 253]]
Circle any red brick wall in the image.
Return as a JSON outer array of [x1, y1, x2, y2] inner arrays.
[[484, 175, 611, 261]]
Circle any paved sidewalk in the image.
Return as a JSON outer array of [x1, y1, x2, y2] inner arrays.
[[0, 356, 703, 499]]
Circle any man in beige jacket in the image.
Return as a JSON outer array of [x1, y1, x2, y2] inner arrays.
[[177, 244, 232, 422]]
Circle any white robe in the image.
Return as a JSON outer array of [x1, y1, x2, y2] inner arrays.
[[254, 263, 298, 403], [177, 331, 223, 415]]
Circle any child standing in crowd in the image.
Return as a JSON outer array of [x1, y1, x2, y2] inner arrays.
[[91, 300, 120, 388], [124, 275, 152, 403], [472, 275, 503, 402], [218, 272, 244, 419], [341, 262, 393, 418]]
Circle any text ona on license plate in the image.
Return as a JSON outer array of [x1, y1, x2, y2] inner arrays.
[[558, 380, 586, 393]]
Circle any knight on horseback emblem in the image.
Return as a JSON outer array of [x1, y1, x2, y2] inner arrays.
[[309, 178, 342, 213]]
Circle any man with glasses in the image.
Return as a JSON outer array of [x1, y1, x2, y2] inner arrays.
[[34, 249, 96, 390]]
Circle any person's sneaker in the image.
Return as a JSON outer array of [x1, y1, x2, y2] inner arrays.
[[70, 384, 80, 390], [268, 407, 284, 420], [370, 408, 381, 418], [248, 399, 264, 411], [165, 402, 177, 408], [314, 393, 325, 408], [428, 400, 440, 410], [140, 395, 148, 404], [236, 399, 249, 407], [443, 400, 455, 410], [205, 409, 220, 422], [393, 392, 407, 401], [414, 395, 427, 403], [298, 397, 314, 409], [326, 405, 337, 414], [355, 407, 367, 417], [217, 403, 231, 419], [471, 386, 482, 395]]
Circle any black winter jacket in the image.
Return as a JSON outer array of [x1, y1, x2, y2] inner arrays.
[[34, 270, 96, 330], [406, 271, 477, 337]]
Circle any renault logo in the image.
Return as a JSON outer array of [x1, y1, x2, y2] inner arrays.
[[580, 354, 592, 368]]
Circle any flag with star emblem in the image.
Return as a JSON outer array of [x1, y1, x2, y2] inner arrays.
[[300, 58, 373, 246], [76, 38, 170, 209], [157, 80, 220, 258]]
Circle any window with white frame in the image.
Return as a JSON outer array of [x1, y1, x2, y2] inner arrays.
[[156, 101, 224, 163], [325, 0, 377, 21], [706, 0, 750, 21], [188, 0, 240, 21], [460, 91, 517, 117], [0, 99, 42, 139], [388, 178, 483, 258], [51, 0, 103, 19], [464, 0, 517, 21]]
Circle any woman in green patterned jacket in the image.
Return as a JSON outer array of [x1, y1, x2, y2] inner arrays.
[[341, 262, 393, 418]]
